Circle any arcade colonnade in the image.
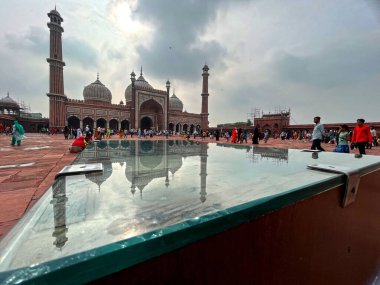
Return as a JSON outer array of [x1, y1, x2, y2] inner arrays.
[[67, 115, 201, 133]]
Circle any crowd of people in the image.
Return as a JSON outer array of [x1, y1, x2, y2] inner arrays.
[[215, 116, 377, 156], [2, 117, 378, 156]]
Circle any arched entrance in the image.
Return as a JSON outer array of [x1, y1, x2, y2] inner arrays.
[[139, 99, 164, 130], [190, 124, 195, 133], [168, 123, 174, 132], [176, 123, 181, 133], [83, 117, 94, 130], [183, 124, 188, 132], [121, 120, 129, 130], [97, 118, 106, 128], [141, 117, 153, 130], [68, 116, 80, 129], [109, 119, 119, 131]]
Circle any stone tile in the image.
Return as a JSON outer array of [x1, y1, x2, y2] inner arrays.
[[0, 220, 17, 238], [0, 188, 36, 222], [0, 180, 40, 192], [0, 175, 12, 183]]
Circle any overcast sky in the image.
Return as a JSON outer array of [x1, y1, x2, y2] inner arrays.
[[0, 0, 380, 126]]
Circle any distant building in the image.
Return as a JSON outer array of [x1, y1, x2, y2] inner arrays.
[[46, 8, 209, 133], [254, 110, 290, 132], [0, 92, 49, 132]]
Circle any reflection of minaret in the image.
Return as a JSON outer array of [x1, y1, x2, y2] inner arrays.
[[50, 177, 68, 249], [164, 140, 170, 188], [200, 142, 208, 202]]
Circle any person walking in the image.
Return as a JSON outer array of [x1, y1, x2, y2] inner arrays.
[[11, 120, 25, 146], [370, 126, 377, 148], [333, 125, 350, 153], [311, 116, 325, 151], [252, 127, 260, 144], [351, 119, 372, 155]]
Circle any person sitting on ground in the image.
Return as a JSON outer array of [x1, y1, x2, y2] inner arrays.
[[69, 135, 92, 153]]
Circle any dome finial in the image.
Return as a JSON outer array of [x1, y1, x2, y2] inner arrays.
[[140, 66, 143, 76], [173, 87, 175, 95], [97, 72, 99, 81], [7, 91, 9, 97]]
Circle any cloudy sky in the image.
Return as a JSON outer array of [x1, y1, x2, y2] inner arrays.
[[0, 0, 379, 126]]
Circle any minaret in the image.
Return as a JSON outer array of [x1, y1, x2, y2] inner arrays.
[[166, 80, 170, 131], [201, 64, 209, 129], [47, 8, 66, 129], [130, 71, 136, 129]]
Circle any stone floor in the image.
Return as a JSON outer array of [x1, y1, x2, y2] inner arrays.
[[1, 133, 379, 239]]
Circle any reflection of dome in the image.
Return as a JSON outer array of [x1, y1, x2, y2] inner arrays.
[[83, 75, 112, 103], [140, 154, 163, 169], [0, 93, 20, 109], [168, 154, 183, 175], [125, 70, 154, 102], [86, 161, 113, 190], [169, 93, 183, 112]]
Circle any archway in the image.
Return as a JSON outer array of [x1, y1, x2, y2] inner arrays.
[[175, 123, 181, 133], [97, 118, 106, 128], [83, 117, 94, 130], [109, 119, 119, 131], [68, 116, 80, 129], [139, 99, 164, 130], [141, 117, 153, 130], [190, 124, 195, 133], [274, 123, 279, 129], [121, 120, 129, 130], [183, 124, 188, 132], [168, 123, 174, 132]]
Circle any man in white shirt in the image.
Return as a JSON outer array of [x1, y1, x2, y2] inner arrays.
[[311, 116, 325, 151]]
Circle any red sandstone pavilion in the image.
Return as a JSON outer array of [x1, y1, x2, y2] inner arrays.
[[47, 8, 209, 133]]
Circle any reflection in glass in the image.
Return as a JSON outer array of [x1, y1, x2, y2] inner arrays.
[[50, 177, 68, 249], [2, 140, 379, 274]]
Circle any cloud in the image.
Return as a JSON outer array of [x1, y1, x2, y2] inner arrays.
[[128, 0, 229, 81], [5, 26, 48, 56], [64, 37, 99, 69], [271, 31, 380, 88]]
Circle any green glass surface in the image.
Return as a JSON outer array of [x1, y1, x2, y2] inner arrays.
[[1, 140, 379, 284]]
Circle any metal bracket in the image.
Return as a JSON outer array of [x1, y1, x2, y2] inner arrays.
[[307, 164, 361, 208]]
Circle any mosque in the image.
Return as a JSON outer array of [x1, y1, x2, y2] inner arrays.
[[47, 8, 210, 133]]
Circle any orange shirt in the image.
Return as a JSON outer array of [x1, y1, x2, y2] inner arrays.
[[351, 125, 372, 143]]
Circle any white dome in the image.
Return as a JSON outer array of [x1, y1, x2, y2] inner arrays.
[[125, 73, 153, 102], [169, 94, 183, 112], [0, 93, 19, 109], [83, 76, 112, 103]]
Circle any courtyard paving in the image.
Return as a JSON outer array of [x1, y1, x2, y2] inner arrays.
[[1, 133, 379, 239]]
